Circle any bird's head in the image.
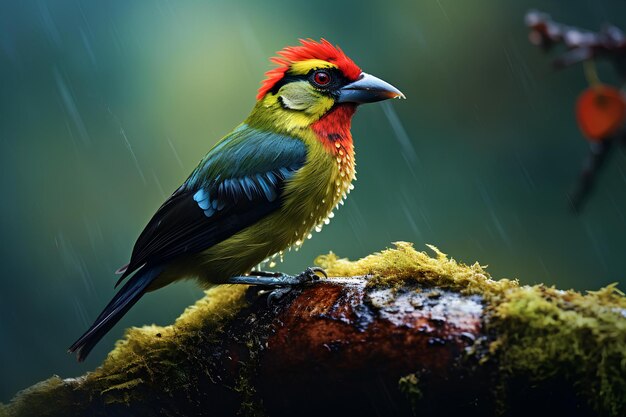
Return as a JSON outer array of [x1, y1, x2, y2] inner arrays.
[[248, 39, 404, 132]]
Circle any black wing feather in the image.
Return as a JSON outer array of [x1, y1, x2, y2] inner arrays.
[[115, 129, 306, 287]]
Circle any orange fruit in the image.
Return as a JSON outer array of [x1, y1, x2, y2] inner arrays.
[[576, 85, 626, 141]]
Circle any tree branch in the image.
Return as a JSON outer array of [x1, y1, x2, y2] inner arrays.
[[525, 9, 626, 75], [1, 243, 625, 417]]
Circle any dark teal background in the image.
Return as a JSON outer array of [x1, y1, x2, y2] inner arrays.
[[2, 0, 626, 402]]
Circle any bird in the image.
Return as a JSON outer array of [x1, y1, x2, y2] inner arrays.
[[69, 38, 405, 361]]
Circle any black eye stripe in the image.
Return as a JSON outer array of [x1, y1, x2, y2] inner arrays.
[[268, 68, 349, 95], [308, 68, 347, 90], [268, 74, 308, 95]]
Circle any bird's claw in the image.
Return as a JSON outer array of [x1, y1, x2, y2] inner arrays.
[[265, 267, 326, 306], [241, 267, 327, 305], [266, 287, 293, 306], [229, 266, 326, 286]]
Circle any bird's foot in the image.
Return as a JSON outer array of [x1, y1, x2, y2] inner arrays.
[[228, 267, 327, 287], [232, 267, 327, 306], [265, 287, 293, 305]]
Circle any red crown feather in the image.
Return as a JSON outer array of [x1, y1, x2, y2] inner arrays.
[[257, 39, 362, 100]]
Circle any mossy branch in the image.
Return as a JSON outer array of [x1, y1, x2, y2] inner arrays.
[[1, 242, 625, 417]]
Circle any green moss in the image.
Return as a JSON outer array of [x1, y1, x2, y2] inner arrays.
[[233, 369, 265, 417], [317, 241, 626, 416], [0, 377, 74, 417], [398, 373, 423, 412], [0, 285, 249, 417], [316, 241, 518, 296], [85, 284, 249, 408], [489, 283, 626, 416], [100, 284, 247, 368], [3, 242, 625, 416]]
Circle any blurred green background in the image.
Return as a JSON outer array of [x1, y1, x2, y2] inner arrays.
[[2, 0, 626, 401]]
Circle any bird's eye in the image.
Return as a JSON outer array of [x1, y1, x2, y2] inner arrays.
[[313, 70, 331, 86]]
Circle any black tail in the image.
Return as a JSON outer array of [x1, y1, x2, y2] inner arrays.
[[68, 265, 163, 361]]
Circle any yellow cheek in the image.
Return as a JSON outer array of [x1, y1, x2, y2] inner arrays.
[[259, 87, 335, 132], [307, 95, 334, 115], [276, 82, 335, 115]]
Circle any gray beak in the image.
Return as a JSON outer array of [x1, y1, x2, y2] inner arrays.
[[337, 72, 405, 104]]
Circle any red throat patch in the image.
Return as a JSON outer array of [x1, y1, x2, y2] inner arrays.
[[311, 104, 357, 156], [312, 104, 357, 189], [257, 39, 362, 100]]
